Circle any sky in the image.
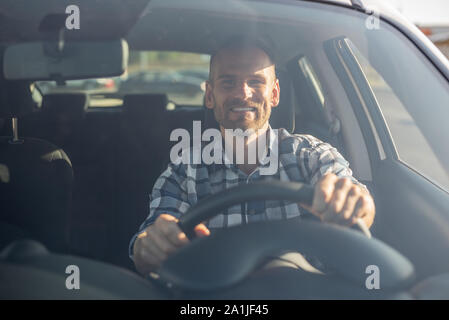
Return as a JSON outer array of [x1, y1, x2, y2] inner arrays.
[[377, 0, 449, 26]]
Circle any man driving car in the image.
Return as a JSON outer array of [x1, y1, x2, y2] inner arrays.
[[130, 38, 375, 276]]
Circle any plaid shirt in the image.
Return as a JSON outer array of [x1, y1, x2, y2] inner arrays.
[[129, 126, 363, 259]]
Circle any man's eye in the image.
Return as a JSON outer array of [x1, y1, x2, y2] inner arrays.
[[221, 80, 234, 87], [248, 80, 264, 86]]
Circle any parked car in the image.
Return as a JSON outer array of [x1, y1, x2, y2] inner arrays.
[[1, 0, 449, 299], [36, 78, 117, 95], [118, 70, 204, 97], [177, 68, 209, 81]]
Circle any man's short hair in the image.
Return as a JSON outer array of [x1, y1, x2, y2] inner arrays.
[[209, 36, 276, 82]]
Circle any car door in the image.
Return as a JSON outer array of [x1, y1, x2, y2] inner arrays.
[[323, 32, 449, 281]]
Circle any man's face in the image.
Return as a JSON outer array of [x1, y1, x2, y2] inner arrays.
[[205, 46, 280, 131]]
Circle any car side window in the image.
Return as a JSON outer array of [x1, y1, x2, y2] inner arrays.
[[30, 83, 43, 108], [348, 42, 449, 192], [292, 56, 333, 138], [298, 56, 325, 109]]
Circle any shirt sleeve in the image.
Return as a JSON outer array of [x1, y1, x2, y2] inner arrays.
[[128, 162, 191, 260], [298, 135, 364, 187]]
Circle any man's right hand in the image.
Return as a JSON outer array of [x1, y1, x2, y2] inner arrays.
[[133, 213, 210, 276]]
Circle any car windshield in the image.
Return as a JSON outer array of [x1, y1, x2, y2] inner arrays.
[[3, 0, 449, 300]]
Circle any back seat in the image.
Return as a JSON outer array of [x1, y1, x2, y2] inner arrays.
[[113, 94, 172, 268], [13, 91, 205, 269], [70, 106, 120, 261], [31, 93, 88, 162], [19, 93, 118, 261]]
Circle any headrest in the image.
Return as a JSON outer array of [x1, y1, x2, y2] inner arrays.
[[0, 81, 36, 118], [42, 93, 89, 121], [269, 71, 295, 132], [122, 94, 168, 118], [0, 47, 36, 118]]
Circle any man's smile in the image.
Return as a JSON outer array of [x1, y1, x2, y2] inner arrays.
[[230, 107, 257, 113]]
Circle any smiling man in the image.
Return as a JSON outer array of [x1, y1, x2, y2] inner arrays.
[[130, 38, 375, 275]]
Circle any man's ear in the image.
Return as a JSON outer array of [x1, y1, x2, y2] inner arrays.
[[205, 80, 214, 110], [271, 78, 280, 108]]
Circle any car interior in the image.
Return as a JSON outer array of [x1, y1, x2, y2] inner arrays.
[[1, 0, 449, 299]]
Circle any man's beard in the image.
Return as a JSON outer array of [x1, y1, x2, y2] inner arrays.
[[212, 97, 271, 131]]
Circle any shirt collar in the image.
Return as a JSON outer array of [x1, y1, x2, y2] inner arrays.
[[208, 124, 278, 174], [259, 124, 278, 167]]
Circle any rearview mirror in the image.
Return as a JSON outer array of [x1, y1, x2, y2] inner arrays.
[[3, 39, 128, 81]]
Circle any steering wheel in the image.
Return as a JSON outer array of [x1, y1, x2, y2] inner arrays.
[[157, 181, 415, 298]]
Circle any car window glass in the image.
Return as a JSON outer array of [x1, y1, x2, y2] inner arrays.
[[298, 56, 325, 108], [348, 42, 449, 191], [30, 83, 43, 108]]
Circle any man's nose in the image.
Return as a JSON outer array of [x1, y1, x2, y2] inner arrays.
[[233, 81, 253, 100]]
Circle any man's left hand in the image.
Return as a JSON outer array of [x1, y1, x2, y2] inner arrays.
[[304, 173, 375, 228]]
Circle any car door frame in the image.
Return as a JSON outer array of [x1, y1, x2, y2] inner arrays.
[[323, 35, 449, 281]]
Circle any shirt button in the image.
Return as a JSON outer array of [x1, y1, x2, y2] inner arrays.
[[248, 209, 256, 215]]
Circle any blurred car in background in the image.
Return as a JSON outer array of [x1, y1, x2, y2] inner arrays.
[[36, 77, 118, 94], [117, 70, 204, 97], [177, 68, 209, 82]]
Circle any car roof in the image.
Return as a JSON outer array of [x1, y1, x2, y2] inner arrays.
[[125, 0, 409, 65], [1, 0, 448, 79], [0, 0, 409, 44], [0, 0, 149, 43]]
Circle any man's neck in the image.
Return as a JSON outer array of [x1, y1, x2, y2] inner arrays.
[[220, 123, 270, 175]]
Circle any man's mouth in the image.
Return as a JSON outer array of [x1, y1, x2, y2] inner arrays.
[[230, 107, 257, 112]]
